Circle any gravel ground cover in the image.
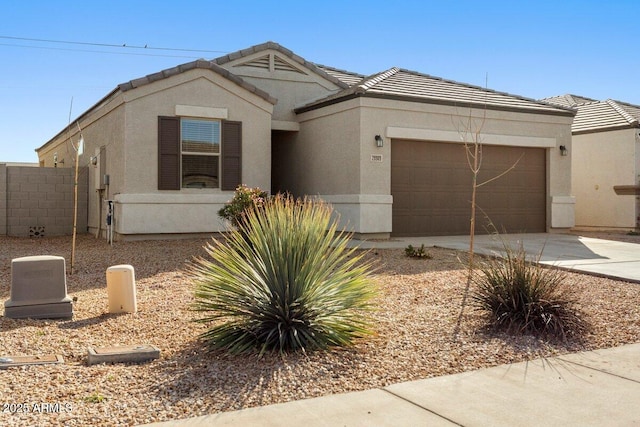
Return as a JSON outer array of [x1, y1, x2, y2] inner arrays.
[[1, 233, 639, 426]]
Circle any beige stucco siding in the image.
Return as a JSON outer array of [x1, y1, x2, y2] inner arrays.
[[237, 76, 339, 122], [108, 69, 273, 237], [37, 92, 125, 171], [217, 55, 343, 123], [35, 45, 576, 239], [290, 102, 362, 196], [120, 70, 273, 194], [369, 99, 574, 232], [82, 105, 126, 232], [295, 97, 574, 235], [36, 93, 126, 234], [573, 128, 638, 229]]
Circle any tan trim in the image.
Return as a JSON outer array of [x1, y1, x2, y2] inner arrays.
[[386, 126, 557, 148], [175, 105, 228, 119], [614, 185, 640, 196], [271, 120, 300, 131]]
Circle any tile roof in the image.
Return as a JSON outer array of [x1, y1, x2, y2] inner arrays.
[[118, 59, 277, 105], [543, 94, 640, 134], [40, 41, 579, 152], [541, 94, 597, 108], [572, 100, 640, 134], [314, 64, 365, 86], [297, 68, 575, 116]]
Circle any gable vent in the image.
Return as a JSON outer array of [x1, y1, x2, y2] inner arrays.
[[273, 55, 304, 74], [238, 54, 271, 70], [234, 53, 306, 74]]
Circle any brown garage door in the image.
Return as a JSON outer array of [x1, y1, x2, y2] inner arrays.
[[391, 140, 546, 236]]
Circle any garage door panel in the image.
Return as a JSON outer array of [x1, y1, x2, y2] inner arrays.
[[391, 140, 546, 236]]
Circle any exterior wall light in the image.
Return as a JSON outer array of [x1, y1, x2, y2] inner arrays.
[[559, 145, 568, 156], [375, 134, 384, 147]]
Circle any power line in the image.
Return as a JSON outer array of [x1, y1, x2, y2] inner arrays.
[[0, 35, 228, 54], [0, 42, 203, 59]]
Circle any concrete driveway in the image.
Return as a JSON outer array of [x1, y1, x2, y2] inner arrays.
[[353, 233, 640, 283]]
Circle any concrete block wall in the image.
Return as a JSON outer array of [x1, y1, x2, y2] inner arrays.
[[0, 164, 6, 235], [2, 166, 88, 237]]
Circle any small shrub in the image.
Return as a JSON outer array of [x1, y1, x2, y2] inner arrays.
[[627, 230, 640, 236], [191, 195, 377, 355], [83, 392, 106, 403], [471, 240, 586, 340], [218, 184, 269, 228], [404, 244, 431, 259]]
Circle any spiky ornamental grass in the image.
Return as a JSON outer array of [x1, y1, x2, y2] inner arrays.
[[190, 195, 377, 356], [471, 240, 587, 341]]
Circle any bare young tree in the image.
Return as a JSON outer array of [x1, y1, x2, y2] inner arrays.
[[458, 107, 523, 269], [452, 96, 523, 337]]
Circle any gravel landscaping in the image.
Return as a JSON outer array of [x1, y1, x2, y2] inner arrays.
[[1, 233, 639, 426]]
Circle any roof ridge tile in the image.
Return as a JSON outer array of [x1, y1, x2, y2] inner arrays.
[[314, 63, 364, 78], [606, 99, 640, 126], [357, 67, 400, 92]]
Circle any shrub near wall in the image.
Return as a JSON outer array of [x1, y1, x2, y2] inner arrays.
[[2, 166, 88, 237]]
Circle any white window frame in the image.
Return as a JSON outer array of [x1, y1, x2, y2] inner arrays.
[[180, 118, 221, 189]]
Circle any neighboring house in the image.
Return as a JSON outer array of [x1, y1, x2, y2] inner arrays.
[[543, 95, 640, 230], [36, 42, 575, 240]]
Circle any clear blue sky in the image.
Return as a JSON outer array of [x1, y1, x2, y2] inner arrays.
[[1, 0, 638, 162]]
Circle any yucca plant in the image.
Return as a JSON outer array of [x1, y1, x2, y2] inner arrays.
[[191, 195, 377, 355], [471, 239, 586, 340]]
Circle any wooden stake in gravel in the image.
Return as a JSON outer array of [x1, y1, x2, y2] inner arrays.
[[71, 123, 84, 275]]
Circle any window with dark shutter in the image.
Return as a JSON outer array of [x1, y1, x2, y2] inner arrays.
[[158, 116, 242, 191], [158, 116, 180, 190], [221, 121, 242, 191]]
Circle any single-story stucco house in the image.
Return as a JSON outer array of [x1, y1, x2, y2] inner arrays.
[[543, 94, 640, 231], [36, 41, 576, 240]]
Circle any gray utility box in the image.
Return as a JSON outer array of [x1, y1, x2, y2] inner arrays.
[[4, 255, 73, 319]]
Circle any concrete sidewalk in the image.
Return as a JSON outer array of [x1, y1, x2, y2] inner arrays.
[[145, 343, 640, 426]]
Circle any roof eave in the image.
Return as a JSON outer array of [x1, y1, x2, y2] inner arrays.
[[296, 92, 577, 117], [35, 87, 122, 153], [119, 59, 277, 105], [573, 123, 640, 136], [36, 59, 279, 154]]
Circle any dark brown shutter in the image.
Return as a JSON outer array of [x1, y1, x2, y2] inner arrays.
[[221, 121, 242, 191], [158, 116, 180, 190]]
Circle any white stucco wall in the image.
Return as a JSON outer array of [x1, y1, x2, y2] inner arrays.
[[573, 128, 639, 229]]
